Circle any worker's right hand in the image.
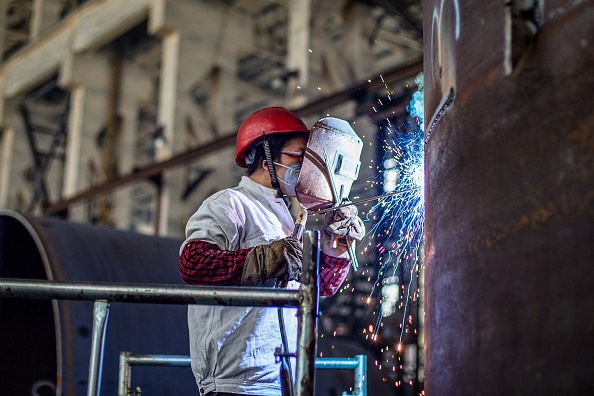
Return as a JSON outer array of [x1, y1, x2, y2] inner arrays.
[[241, 237, 302, 286]]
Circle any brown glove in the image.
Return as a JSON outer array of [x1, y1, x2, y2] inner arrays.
[[241, 237, 303, 286]]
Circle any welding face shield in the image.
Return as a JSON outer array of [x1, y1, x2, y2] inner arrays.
[[295, 117, 363, 210]]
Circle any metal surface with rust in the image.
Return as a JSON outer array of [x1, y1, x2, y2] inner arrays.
[[423, 0, 594, 394]]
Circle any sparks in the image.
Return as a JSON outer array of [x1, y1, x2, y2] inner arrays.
[[363, 72, 425, 345]]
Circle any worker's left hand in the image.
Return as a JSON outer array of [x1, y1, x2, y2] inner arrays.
[[322, 204, 365, 240], [241, 237, 302, 286], [321, 204, 365, 258]]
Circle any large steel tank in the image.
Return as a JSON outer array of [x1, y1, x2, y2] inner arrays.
[[0, 210, 195, 395], [423, 0, 594, 394]]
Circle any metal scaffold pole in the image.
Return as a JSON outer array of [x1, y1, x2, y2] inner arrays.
[[295, 230, 320, 396]]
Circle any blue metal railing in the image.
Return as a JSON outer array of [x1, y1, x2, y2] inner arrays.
[[118, 353, 367, 396]]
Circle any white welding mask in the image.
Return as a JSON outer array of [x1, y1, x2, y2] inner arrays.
[[295, 117, 363, 210]]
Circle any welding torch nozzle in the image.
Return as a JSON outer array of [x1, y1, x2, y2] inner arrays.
[[292, 208, 308, 240]]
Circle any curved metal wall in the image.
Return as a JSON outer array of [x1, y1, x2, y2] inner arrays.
[[423, 0, 594, 394], [0, 210, 195, 395]]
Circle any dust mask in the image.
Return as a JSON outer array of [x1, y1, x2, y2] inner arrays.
[[273, 162, 301, 197]]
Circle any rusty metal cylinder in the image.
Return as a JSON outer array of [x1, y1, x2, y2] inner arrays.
[[423, 0, 594, 394], [0, 210, 194, 395]]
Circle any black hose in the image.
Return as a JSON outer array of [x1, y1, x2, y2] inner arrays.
[[278, 305, 294, 396]]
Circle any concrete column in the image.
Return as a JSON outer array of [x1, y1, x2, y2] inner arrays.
[[115, 60, 155, 232], [31, 0, 44, 40], [285, 0, 311, 108], [62, 86, 85, 199], [0, 1, 7, 60], [156, 32, 179, 162], [342, 1, 374, 81], [307, 0, 355, 97], [155, 31, 179, 235], [148, 0, 248, 238], [30, 0, 62, 40], [0, 126, 15, 207], [60, 51, 111, 221]]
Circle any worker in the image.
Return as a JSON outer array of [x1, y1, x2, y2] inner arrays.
[[179, 106, 364, 396]]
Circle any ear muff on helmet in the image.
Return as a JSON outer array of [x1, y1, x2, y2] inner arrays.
[[235, 107, 309, 168]]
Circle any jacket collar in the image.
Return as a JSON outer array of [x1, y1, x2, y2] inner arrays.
[[239, 176, 282, 200]]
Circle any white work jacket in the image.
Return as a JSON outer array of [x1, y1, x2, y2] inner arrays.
[[183, 176, 298, 395]]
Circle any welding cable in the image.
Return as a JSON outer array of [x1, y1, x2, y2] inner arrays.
[[292, 208, 307, 240], [276, 285, 294, 396], [275, 208, 307, 396], [277, 307, 294, 396]]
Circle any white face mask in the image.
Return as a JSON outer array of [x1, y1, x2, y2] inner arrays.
[[273, 162, 301, 197]]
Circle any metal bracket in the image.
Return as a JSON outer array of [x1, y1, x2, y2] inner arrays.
[[275, 347, 297, 362], [504, 0, 544, 75]]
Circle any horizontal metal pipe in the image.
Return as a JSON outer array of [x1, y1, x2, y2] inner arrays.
[[122, 355, 362, 370], [118, 351, 368, 396], [314, 358, 360, 370], [126, 355, 192, 367], [0, 278, 300, 307]]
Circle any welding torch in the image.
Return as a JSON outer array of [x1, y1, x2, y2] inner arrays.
[[306, 186, 421, 216], [292, 207, 308, 240], [322, 150, 360, 270], [273, 207, 308, 290]]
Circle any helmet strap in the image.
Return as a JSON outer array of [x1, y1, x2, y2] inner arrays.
[[263, 135, 286, 200]]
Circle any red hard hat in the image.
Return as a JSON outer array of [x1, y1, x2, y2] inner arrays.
[[235, 107, 309, 167]]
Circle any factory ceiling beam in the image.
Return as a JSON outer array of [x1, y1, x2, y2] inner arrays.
[[0, 0, 156, 100], [43, 57, 422, 216]]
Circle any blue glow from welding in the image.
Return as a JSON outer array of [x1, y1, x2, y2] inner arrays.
[[364, 72, 425, 344], [407, 73, 425, 127]]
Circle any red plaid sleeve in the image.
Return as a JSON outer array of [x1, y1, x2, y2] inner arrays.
[[319, 253, 351, 297], [180, 239, 351, 294], [180, 240, 251, 286]]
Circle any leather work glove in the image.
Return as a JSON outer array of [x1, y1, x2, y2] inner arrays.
[[321, 204, 365, 257], [322, 204, 365, 240], [241, 237, 303, 286]]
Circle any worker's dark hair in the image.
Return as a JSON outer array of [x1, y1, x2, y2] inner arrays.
[[245, 132, 308, 175]]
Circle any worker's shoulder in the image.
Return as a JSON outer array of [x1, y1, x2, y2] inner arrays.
[[201, 185, 249, 207]]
